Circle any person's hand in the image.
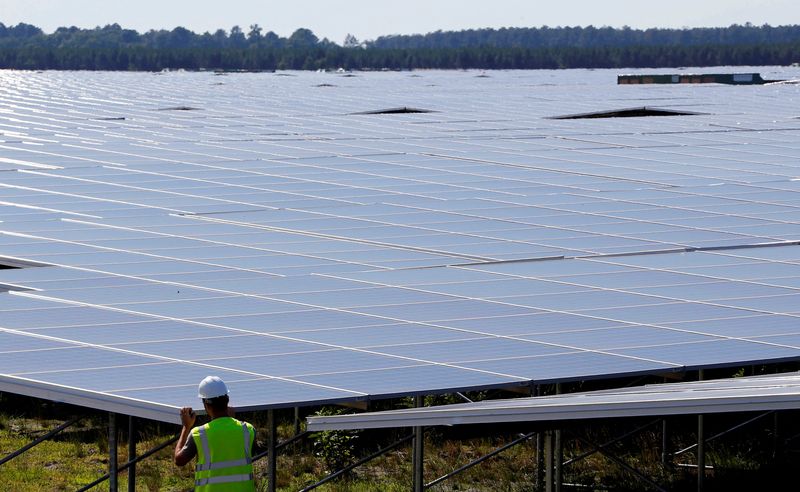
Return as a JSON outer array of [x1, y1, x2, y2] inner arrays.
[[180, 407, 196, 428]]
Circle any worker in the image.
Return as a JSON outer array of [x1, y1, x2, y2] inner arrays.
[[174, 376, 256, 491]]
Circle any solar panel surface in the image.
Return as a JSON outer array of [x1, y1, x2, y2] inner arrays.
[[1, 68, 800, 422], [307, 371, 800, 430]]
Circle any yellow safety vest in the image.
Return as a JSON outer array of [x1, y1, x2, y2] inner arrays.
[[191, 417, 255, 491]]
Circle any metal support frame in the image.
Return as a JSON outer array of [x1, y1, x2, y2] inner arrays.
[[294, 407, 301, 436], [0, 416, 80, 466], [536, 432, 544, 490], [534, 384, 544, 490], [300, 434, 414, 492], [661, 377, 671, 468], [561, 421, 664, 491], [554, 383, 562, 492], [674, 410, 775, 492], [697, 414, 705, 492], [16, 380, 787, 492], [253, 431, 310, 461], [425, 431, 537, 489], [573, 435, 668, 492], [673, 411, 774, 457], [109, 412, 118, 492], [661, 419, 669, 466], [279, 369, 788, 491], [562, 419, 661, 468], [413, 395, 425, 492], [697, 369, 705, 492], [455, 392, 473, 403], [773, 412, 780, 459], [554, 428, 562, 492], [545, 431, 554, 492], [267, 409, 277, 492], [127, 416, 136, 492], [783, 428, 800, 444], [77, 434, 180, 492]]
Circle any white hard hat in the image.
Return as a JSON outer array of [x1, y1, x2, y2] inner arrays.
[[198, 376, 229, 399]]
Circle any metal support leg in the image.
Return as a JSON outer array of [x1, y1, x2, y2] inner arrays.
[[127, 416, 136, 492], [554, 429, 562, 492], [109, 413, 118, 492], [268, 409, 277, 492], [554, 384, 562, 492], [294, 407, 301, 436], [536, 432, 544, 490], [78, 434, 179, 492], [697, 414, 705, 492], [533, 384, 544, 490], [661, 419, 669, 466], [544, 431, 554, 492], [674, 411, 772, 458], [413, 427, 424, 492], [773, 412, 780, 459], [413, 395, 424, 492], [697, 370, 704, 492]]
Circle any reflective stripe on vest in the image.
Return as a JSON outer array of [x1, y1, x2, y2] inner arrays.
[[196, 473, 254, 487], [197, 426, 212, 467], [193, 418, 254, 491], [196, 457, 252, 472], [195, 424, 252, 472]]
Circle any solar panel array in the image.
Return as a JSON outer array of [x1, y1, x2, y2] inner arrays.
[[1, 68, 800, 422], [307, 371, 800, 430]]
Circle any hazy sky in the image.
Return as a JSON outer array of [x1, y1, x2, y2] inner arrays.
[[2, 0, 799, 43]]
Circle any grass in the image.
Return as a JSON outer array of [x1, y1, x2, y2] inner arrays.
[[0, 414, 192, 491], [0, 417, 106, 491]]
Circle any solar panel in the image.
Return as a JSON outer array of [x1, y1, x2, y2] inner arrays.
[[306, 371, 800, 431], [2, 68, 800, 423]]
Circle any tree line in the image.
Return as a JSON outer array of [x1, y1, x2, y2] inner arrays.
[[367, 23, 800, 49], [0, 22, 798, 70]]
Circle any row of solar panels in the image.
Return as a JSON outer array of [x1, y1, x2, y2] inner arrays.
[[1, 68, 799, 422]]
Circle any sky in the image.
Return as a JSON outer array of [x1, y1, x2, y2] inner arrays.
[[2, 0, 799, 44]]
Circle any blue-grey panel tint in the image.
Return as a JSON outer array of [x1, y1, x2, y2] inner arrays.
[[113, 296, 308, 318], [442, 313, 633, 336], [1, 346, 163, 374], [375, 337, 570, 362], [296, 365, 525, 395], [520, 326, 721, 350], [0, 306, 152, 329], [5, 69, 800, 419], [615, 340, 800, 367], [191, 309, 387, 332], [461, 352, 678, 381], [112, 377, 362, 408], [664, 315, 800, 337], [207, 349, 423, 377], [581, 303, 755, 324], [353, 300, 540, 321], [31, 321, 235, 344], [284, 323, 475, 346]]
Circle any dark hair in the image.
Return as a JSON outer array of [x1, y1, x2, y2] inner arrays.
[[203, 394, 229, 413]]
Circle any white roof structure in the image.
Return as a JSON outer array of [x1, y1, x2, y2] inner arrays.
[[2, 68, 800, 423], [307, 371, 800, 430]]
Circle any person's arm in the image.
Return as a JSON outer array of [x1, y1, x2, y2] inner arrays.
[[174, 407, 197, 466]]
